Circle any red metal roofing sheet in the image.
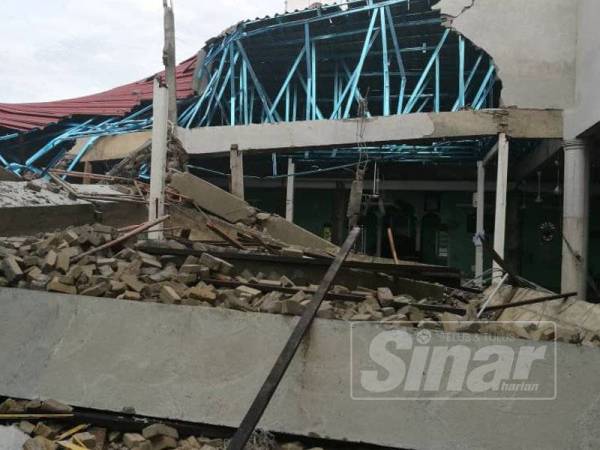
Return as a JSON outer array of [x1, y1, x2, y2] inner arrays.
[[0, 55, 197, 132]]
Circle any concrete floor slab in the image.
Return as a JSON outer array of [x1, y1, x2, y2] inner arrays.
[[1, 288, 599, 449]]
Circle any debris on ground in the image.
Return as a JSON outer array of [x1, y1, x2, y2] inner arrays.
[[0, 398, 329, 450]]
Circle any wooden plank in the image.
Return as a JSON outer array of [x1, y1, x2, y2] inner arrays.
[[227, 227, 361, 450]]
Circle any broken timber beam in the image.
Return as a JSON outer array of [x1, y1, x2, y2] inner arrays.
[[227, 227, 360, 450]]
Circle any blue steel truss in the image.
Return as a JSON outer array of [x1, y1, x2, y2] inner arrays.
[[179, 0, 498, 128], [0, 0, 501, 176]]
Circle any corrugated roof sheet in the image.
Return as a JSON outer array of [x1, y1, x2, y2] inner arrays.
[[0, 55, 198, 132]]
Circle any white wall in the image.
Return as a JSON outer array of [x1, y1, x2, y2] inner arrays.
[[436, 0, 578, 111], [564, 0, 600, 138]]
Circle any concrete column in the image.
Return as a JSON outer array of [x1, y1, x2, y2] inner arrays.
[[163, 1, 177, 125], [148, 79, 169, 240], [229, 144, 244, 200], [286, 157, 295, 222], [475, 160, 485, 285], [493, 133, 509, 276], [561, 139, 590, 300]]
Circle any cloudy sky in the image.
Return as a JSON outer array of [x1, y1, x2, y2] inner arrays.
[[0, 0, 291, 103]]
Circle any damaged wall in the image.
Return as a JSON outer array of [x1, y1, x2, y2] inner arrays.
[[435, 0, 578, 110]]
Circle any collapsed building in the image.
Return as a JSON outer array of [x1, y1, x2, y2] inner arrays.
[[1, 0, 600, 449]]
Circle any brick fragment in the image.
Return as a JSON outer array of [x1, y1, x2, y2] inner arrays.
[[81, 282, 110, 297], [47, 277, 77, 295], [121, 274, 145, 292], [23, 436, 56, 450], [56, 251, 70, 274], [1, 255, 23, 283], [235, 285, 262, 299], [73, 432, 96, 448], [142, 423, 179, 440], [188, 284, 217, 303], [160, 286, 181, 304], [123, 433, 149, 449], [41, 398, 73, 413], [377, 287, 394, 307], [199, 253, 233, 274], [43, 250, 57, 271], [149, 436, 177, 450]]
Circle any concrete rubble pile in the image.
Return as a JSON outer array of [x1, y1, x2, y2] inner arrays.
[[3, 220, 599, 347], [0, 223, 466, 323], [0, 398, 324, 450]]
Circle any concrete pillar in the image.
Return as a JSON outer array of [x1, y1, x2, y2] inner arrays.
[[163, 1, 177, 125], [493, 133, 509, 276], [148, 79, 169, 240], [229, 144, 244, 200], [286, 157, 295, 222], [561, 139, 590, 300], [475, 160, 485, 285]]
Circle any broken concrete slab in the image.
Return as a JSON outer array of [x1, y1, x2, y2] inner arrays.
[[170, 173, 256, 224], [0, 182, 95, 236], [260, 215, 337, 253], [2, 287, 600, 450]]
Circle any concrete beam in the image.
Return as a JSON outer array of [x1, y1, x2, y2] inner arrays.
[[74, 109, 562, 162], [2, 288, 600, 449], [178, 109, 562, 156]]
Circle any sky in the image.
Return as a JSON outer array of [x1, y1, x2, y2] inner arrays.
[[0, 0, 291, 103]]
